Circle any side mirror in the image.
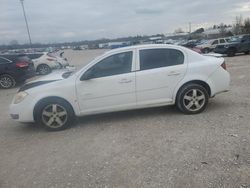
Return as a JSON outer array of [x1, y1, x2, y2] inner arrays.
[[80, 70, 94, 81]]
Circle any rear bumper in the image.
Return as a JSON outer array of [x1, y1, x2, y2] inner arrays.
[[207, 67, 230, 96], [15, 68, 36, 82]]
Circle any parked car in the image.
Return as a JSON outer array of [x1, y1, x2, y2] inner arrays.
[[10, 44, 230, 131], [73, 46, 83, 50], [0, 55, 35, 89], [27, 52, 69, 75], [214, 35, 250, 57], [181, 40, 198, 48], [196, 38, 230, 53]]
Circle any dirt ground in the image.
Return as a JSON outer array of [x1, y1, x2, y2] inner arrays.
[[0, 50, 249, 188]]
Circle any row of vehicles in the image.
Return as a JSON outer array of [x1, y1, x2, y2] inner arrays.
[[0, 52, 69, 89], [181, 34, 250, 56]]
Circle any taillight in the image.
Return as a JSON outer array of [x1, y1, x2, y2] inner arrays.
[[221, 61, 227, 70], [47, 58, 54, 61], [16, 61, 29, 68], [47, 53, 56, 58]]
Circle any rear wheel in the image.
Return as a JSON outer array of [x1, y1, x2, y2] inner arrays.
[[177, 84, 209, 114], [244, 51, 250, 55], [35, 98, 75, 131], [37, 64, 51, 75], [203, 48, 210, 54], [0, 74, 16, 89]]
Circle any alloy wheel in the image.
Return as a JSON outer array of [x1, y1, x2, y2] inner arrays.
[[183, 89, 206, 112], [0, 75, 14, 88], [38, 65, 50, 75], [42, 104, 68, 128]]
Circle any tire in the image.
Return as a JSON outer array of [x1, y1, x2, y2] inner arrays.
[[0, 74, 16, 89], [176, 84, 209, 114], [203, 48, 210, 54], [244, 51, 250, 55], [37, 64, 51, 75], [227, 48, 236, 57], [35, 98, 75, 131]]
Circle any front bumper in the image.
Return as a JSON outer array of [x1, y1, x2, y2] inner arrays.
[[9, 94, 35, 123]]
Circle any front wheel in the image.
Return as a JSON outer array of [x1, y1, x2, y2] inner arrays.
[[176, 84, 209, 114], [35, 98, 75, 131], [227, 48, 236, 57]]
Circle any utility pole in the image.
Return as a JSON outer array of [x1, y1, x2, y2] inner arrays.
[[189, 22, 192, 33], [20, 0, 32, 46]]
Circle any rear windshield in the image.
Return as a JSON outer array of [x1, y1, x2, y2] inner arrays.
[[27, 53, 43, 59]]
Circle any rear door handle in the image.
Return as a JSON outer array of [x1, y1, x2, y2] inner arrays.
[[168, 71, 181, 76], [119, 79, 132, 83]]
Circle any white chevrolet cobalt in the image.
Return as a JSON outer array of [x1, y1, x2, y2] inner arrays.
[[10, 45, 230, 131]]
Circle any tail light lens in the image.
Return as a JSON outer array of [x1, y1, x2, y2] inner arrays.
[[47, 53, 56, 58], [47, 58, 54, 61], [221, 61, 227, 70], [16, 61, 29, 68]]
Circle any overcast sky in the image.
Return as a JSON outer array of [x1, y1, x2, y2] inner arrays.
[[1, 0, 250, 44]]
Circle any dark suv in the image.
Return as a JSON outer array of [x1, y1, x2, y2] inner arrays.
[[214, 35, 250, 57], [0, 55, 35, 89]]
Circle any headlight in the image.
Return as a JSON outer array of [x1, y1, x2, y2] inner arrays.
[[13, 91, 28, 104]]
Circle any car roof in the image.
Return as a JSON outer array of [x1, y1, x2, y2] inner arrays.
[[105, 44, 187, 54]]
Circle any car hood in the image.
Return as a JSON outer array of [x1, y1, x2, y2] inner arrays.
[[29, 70, 66, 83], [19, 70, 75, 92]]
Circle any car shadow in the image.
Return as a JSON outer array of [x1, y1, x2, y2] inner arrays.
[[12, 99, 231, 133], [75, 105, 179, 128]]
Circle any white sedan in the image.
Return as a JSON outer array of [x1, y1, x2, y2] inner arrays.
[[10, 44, 230, 131]]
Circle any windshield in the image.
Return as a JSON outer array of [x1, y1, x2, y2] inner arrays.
[[62, 71, 75, 79], [229, 36, 242, 43]]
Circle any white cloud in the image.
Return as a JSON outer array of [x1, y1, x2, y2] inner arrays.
[[1, 0, 250, 44]]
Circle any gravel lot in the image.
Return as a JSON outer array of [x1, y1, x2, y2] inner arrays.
[[0, 50, 249, 188]]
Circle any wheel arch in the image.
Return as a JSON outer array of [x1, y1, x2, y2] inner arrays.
[[174, 80, 211, 103], [33, 96, 75, 122]]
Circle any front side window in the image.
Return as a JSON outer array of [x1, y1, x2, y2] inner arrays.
[[219, 39, 225, 43], [139, 49, 184, 71], [86, 51, 132, 79]]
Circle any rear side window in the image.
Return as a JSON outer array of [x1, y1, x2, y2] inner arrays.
[[139, 49, 184, 71], [243, 35, 250, 41], [28, 54, 43, 59]]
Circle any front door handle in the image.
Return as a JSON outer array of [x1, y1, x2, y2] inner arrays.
[[168, 71, 181, 76], [119, 79, 132, 84]]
